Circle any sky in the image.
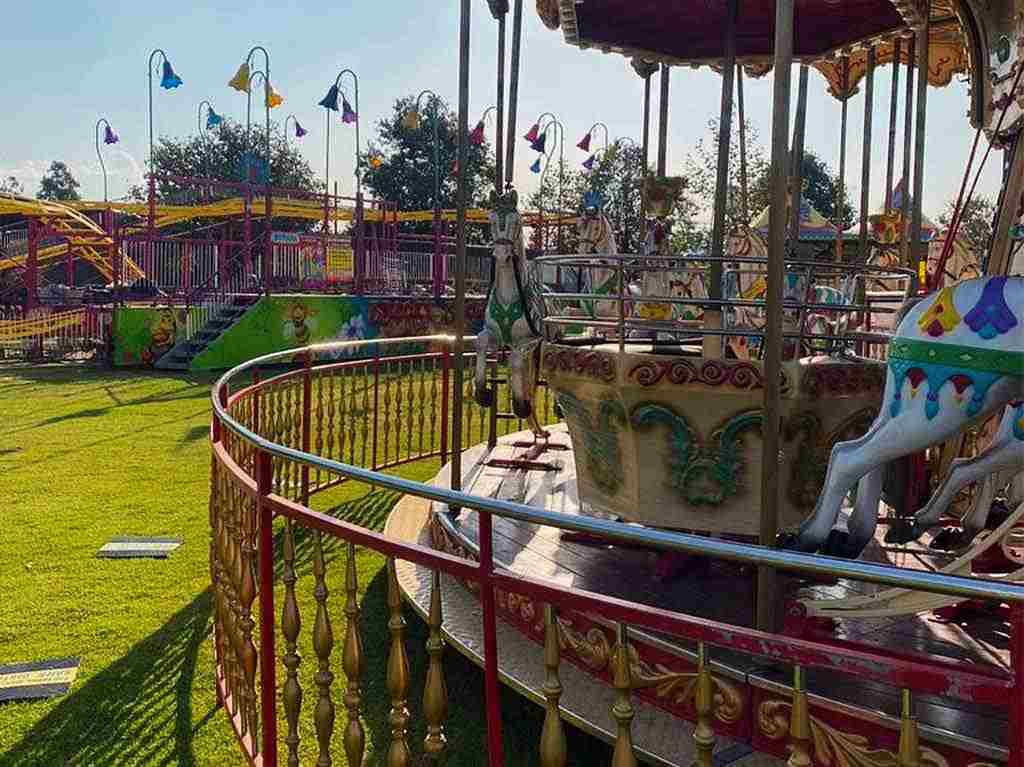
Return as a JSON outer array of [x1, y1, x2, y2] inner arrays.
[[0, 1, 1004, 224]]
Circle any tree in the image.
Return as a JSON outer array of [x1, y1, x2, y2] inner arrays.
[[137, 120, 320, 203], [37, 161, 80, 201], [939, 195, 996, 251], [526, 142, 651, 255], [749, 150, 855, 230], [0, 176, 23, 195], [361, 95, 495, 239]]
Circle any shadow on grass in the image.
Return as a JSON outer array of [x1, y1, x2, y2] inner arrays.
[[1, 591, 216, 767], [283, 488, 612, 766]]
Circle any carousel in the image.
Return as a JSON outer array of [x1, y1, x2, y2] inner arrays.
[[390, 0, 1024, 764]]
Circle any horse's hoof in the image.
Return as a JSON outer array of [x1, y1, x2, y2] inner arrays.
[[987, 500, 1011, 530], [553, 401, 564, 418], [884, 519, 919, 545], [512, 399, 532, 418], [475, 385, 494, 408], [929, 527, 966, 551], [776, 532, 808, 551]]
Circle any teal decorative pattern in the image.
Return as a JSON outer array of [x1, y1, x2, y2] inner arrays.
[[630, 404, 764, 506], [888, 339, 1024, 376], [557, 393, 626, 494]]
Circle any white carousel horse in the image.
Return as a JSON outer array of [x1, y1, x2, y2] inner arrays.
[[575, 197, 640, 323], [783, 275, 1024, 557], [474, 189, 549, 439], [886, 400, 1024, 547]]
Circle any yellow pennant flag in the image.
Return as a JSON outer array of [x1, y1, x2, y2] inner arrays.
[[265, 82, 284, 109], [228, 61, 251, 92]]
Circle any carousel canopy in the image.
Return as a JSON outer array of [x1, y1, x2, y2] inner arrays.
[[541, 0, 968, 101], [750, 199, 854, 241]]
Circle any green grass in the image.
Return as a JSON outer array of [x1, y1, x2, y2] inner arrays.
[[0, 365, 610, 766]]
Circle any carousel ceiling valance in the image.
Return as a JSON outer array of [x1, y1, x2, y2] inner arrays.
[[542, 0, 969, 100]]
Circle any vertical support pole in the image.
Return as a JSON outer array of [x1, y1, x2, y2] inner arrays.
[[657, 65, 670, 175], [433, 208, 443, 300], [900, 34, 916, 269], [756, 0, 794, 634], [25, 219, 39, 312], [836, 56, 850, 263], [244, 176, 254, 285], [495, 10, 506, 191], [885, 39, 902, 212], [265, 181, 274, 297], [504, 0, 523, 189], [1010, 603, 1024, 767], [705, 0, 737, 360], [737, 64, 749, 224], [789, 65, 809, 245], [147, 174, 157, 287], [909, 16, 930, 292], [355, 192, 365, 295], [858, 46, 876, 265], [256, 450, 279, 767], [66, 238, 75, 288]]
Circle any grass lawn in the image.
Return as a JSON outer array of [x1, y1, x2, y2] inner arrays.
[[0, 365, 611, 766]]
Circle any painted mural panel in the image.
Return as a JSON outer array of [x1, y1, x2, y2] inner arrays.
[[112, 307, 189, 366]]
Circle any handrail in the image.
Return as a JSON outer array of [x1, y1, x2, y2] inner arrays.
[[211, 335, 1024, 605]]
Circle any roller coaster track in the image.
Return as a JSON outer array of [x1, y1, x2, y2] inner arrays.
[[0, 195, 144, 280]]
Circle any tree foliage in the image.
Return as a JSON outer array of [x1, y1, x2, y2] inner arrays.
[[37, 161, 81, 201], [0, 176, 23, 196], [939, 195, 996, 251], [680, 118, 854, 250], [361, 95, 495, 238], [526, 142, 648, 254], [137, 120, 320, 204]]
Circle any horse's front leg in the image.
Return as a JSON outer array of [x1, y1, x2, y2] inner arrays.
[[474, 329, 494, 407]]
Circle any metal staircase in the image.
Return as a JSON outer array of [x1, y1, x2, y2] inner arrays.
[[155, 294, 260, 370]]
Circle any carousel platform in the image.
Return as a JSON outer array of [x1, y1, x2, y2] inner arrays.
[[387, 428, 1010, 765]]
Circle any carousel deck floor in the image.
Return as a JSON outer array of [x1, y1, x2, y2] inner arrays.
[[391, 427, 1010, 761]]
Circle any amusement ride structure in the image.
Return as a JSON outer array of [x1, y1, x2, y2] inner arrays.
[[6, 0, 1024, 764]]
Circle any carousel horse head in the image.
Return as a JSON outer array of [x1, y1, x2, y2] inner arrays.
[[489, 188, 522, 265], [577, 190, 614, 255]]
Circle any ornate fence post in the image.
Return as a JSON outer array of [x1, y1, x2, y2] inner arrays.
[[301, 353, 312, 505], [386, 557, 411, 767], [540, 605, 567, 767], [342, 542, 366, 766], [897, 689, 920, 767], [788, 666, 812, 767], [371, 348, 381, 470], [423, 569, 448, 761], [256, 449, 279, 767], [440, 348, 451, 464], [692, 642, 716, 767], [610, 623, 637, 767]]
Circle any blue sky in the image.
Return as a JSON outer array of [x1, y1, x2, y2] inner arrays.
[[0, 1, 1003, 222]]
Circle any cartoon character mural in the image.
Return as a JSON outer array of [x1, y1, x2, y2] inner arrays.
[[282, 302, 318, 346]]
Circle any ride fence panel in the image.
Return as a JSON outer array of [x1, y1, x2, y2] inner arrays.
[[209, 336, 1024, 767], [0, 305, 111, 361], [270, 234, 353, 293]]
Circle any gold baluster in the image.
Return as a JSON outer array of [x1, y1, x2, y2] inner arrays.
[[692, 642, 716, 767], [315, 370, 324, 486], [428, 357, 439, 453], [788, 666, 812, 767], [312, 530, 335, 766], [342, 542, 366, 766], [423, 570, 448, 760], [540, 605, 567, 767], [383, 362, 393, 466], [289, 382, 300, 495], [227, 482, 243, 717], [386, 557, 411, 767], [611, 623, 637, 767], [281, 518, 302, 767], [272, 385, 284, 495], [417, 359, 428, 455], [238, 494, 259, 745], [897, 689, 920, 767], [360, 363, 371, 467], [332, 369, 342, 463]]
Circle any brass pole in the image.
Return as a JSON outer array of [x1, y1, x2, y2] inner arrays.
[[451, 0, 472, 496], [909, 15, 930, 292], [858, 46, 876, 265], [757, 0, 795, 633], [885, 39, 902, 212], [737, 64, 749, 223], [836, 56, 850, 262], [789, 65, 809, 245], [657, 64, 670, 175], [504, 0, 524, 188], [495, 10, 507, 190], [706, 0, 738, 358], [900, 34, 916, 268]]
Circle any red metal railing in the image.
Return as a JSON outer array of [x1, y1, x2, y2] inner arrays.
[[210, 336, 1024, 767]]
